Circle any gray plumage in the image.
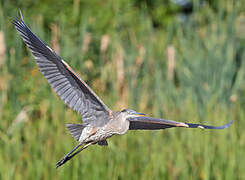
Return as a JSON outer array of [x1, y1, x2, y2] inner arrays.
[[12, 12, 233, 169], [12, 14, 111, 127], [66, 124, 86, 141]]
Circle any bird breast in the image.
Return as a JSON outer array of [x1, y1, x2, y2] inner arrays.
[[79, 115, 130, 143], [104, 115, 130, 135]]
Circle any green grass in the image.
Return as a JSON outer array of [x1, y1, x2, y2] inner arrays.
[[0, 0, 245, 179]]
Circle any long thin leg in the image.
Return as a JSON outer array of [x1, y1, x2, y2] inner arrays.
[[64, 142, 92, 160], [63, 143, 83, 159], [56, 142, 93, 168], [56, 143, 83, 168]]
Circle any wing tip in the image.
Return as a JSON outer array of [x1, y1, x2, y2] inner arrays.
[[223, 120, 234, 129], [11, 10, 25, 27], [18, 9, 24, 20], [187, 120, 234, 130], [211, 120, 234, 129]]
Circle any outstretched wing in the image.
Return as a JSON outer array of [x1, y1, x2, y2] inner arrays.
[[12, 13, 111, 127], [128, 116, 233, 130]]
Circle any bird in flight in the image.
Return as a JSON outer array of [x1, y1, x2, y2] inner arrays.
[[12, 12, 233, 168]]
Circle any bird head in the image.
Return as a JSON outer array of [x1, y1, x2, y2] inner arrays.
[[120, 109, 145, 118]]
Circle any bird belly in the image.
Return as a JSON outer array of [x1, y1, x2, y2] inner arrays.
[[80, 126, 114, 143], [79, 119, 129, 143]]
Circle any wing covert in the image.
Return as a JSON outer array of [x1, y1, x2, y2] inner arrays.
[[12, 14, 111, 127]]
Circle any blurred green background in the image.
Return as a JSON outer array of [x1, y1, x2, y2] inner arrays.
[[0, 0, 245, 179]]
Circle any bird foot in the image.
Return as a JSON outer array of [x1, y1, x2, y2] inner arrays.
[[56, 156, 70, 168]]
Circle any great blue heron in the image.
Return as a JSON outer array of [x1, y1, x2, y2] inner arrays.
[[12, 12, 233, 168]]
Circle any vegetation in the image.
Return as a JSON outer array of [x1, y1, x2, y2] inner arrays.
[[0, 0, 244, 179]]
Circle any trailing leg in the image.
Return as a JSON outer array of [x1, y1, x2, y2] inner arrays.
[[56, 142, 93, 168]]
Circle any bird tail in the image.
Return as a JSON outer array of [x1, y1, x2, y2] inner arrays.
[[66, 124, 86, 141]]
